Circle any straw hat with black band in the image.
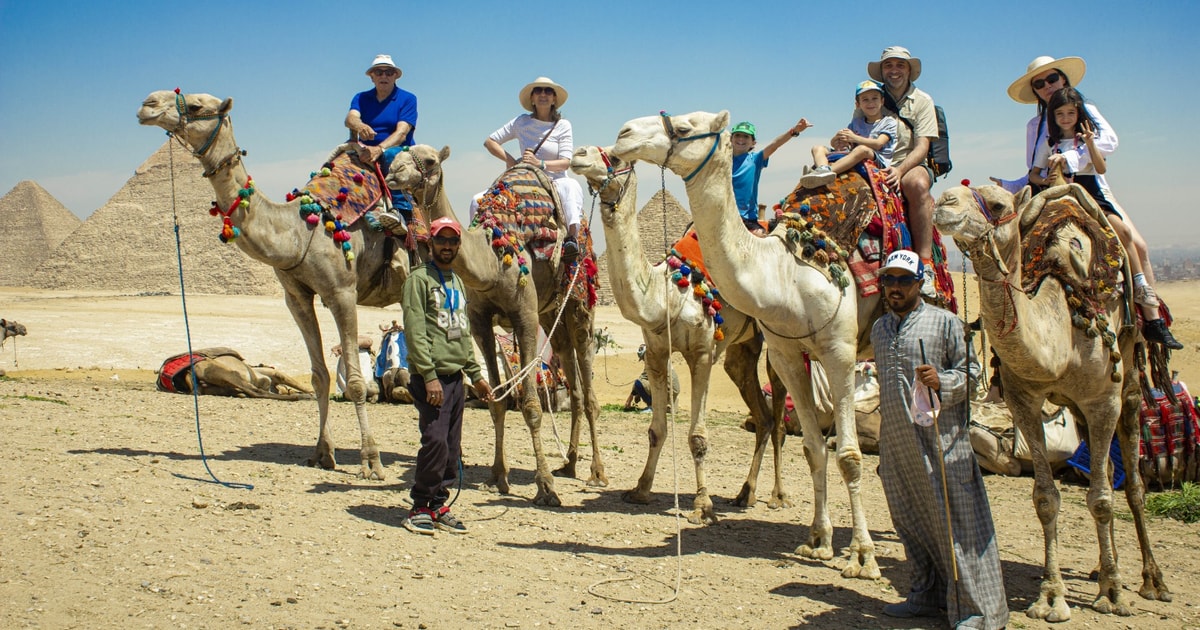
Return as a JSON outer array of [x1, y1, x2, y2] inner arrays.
[[519, 77, 569, 112], [1007, 55, 1086, 104]]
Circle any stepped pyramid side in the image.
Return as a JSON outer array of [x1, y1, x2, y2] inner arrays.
[[0, 181, 82, 287], [32, 142, 281, 295]]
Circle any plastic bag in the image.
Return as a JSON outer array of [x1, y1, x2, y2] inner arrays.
[[911, 380, 941, 427]]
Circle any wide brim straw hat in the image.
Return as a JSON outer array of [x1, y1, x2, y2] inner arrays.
[[365, 54, 402, 78], [867, 46, 922, 83], [519, 77, 568, 112], [1007, 55, 1086, 104]]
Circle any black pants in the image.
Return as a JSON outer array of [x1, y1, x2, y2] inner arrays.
[[407, 373, 465, 509]]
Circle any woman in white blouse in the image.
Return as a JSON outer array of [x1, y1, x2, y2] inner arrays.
[[481, 77, 584, 258]]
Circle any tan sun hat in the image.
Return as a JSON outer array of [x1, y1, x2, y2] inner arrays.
[[365, 54, 402, 78], [519, 77, 568, 112], [867, 46, 922, 83], [1007, 55, 1086, 104]]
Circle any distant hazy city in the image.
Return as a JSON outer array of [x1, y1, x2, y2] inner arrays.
[[944, 243, 1200, 283]]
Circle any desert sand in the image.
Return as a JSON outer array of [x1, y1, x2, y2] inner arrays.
[[1, 282, 1199, 629]]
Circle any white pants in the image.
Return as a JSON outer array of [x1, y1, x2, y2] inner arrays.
[[469, 177, 583, 230]]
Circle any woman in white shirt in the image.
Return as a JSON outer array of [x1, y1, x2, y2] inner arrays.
[[480, 77, 584, 258]]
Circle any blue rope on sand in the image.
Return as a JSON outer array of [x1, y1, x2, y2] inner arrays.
[[166, 134, 252, 490]]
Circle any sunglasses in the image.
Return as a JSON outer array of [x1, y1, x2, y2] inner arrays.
[[531, 86, 556, 96], [432, 235, 461, 246], [371, 69, 398, 77], [880, 274, 921, 287], [1031, 71, 1062, 91]]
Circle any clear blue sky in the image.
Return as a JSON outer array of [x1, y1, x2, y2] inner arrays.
[[1, 0, 1194, 253]]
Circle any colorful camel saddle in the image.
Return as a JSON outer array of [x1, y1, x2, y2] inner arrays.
[[298, 151, 384, 223], [558, 223, 600, 310], [157, 347, 244, 394], [774, 161, 957, 312], [665, 229, 728, 341]]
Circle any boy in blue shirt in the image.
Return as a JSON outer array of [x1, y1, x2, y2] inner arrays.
[[731, 118, 811, 234], [802, 80, 897, 189]]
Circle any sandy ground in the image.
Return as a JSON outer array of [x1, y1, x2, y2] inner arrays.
[[1, 282, 1199, 629]]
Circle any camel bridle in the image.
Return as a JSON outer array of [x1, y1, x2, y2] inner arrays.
[[957, 187, 1022, 337], [588, 146, 634, 210], [659, 111, 721, 183], [169, 89, 246, 178]]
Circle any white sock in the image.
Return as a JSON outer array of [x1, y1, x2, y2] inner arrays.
[[1134, 272, 1148, 288]]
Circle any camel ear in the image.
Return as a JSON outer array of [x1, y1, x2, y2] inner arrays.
[[714, 111, 730, 133], [219, 98, 233, 114], [439, 145, 451, 162], [1014, 185, 1032, 209]]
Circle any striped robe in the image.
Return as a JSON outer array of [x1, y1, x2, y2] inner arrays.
[[871, 301, 1009, 630]]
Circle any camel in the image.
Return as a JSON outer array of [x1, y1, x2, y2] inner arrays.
[[570, 145, 790, 523], [1, 319, 26, 349], [138, 90, 404, 480], [385, 145, 606, 506], [609, 111, 881, 579], [933, 183, 1170, 621], [157, 347, 314, 400]]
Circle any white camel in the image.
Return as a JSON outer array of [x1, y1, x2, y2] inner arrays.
[[385, 145, 605, 505], [570, 145, 789, 524], [933, 183, 1170, 621], [610, 111, 881, 579], [138, 90, 399, 479]]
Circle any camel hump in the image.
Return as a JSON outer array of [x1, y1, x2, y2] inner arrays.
[[193, 347, 246, 361]]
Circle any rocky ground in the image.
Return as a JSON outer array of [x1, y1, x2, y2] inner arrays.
[[1, 285, 1199, 629]]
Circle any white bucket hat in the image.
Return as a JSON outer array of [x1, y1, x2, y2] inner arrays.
[[365, 54, 402, 78], [1007, 55, 1086, 104], [868, 46, 922, 83], [519, 77, 568, 112]]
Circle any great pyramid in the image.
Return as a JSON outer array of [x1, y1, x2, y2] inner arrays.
[[33, 142, 281, 295], [0, 181, 82, 287], [594, 189, 692, 306]]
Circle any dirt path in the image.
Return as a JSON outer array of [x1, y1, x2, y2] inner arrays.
[[1, 286, 1198, 628]]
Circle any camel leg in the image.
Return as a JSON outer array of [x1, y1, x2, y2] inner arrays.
[[726, 336, 779, 508], [1073, 397, 1132, 617], [624, 338, 671, 506], [547, 324, 582, 479], [570, 307, 607, 487], [513, 309, 560, 507], [472, 321, 511, 495], [825, 352, 877, 580], [684, 345, 716, 525], [1007, 387, 1072, 622], [327, 291, 383, 480], [1115, 380, 1171, 602], [764, 357, 793, 509], [284, 292, 338, 472], [780, 356, 835, 562]]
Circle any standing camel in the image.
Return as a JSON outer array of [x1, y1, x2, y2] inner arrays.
[[609, 111, 881, 579], [386, 145, 606, 506], [570, 145, 790, 523], [1, 319, 26, 348], [933, 183, 1170, 621], [138, 90, 399, 480]]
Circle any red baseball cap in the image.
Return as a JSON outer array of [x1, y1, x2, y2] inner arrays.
[[429, 217, 462, 237]]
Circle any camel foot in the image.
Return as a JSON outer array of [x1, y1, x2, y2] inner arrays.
[[358, 460, 386, 481], [585, 469, 609, 488], [841, 554, 881, 580], [766, 492, 794, 510], [687, 495, 717, 526], [1091, 594, 1132, 617], [1026, 592, 1072, 623], [480, 474, 511, 495], [622, 488, 652, 505], [307, 449, 336, 471], [732, 483, 756, 508], [1138, 573, 1172, 602], [531, 487, 562, 507], [551, 462, 576, 479], [796, 543, 835, 562], [740, 418, 757, 433]]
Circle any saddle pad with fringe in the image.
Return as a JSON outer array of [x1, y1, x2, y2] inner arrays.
[[560, 223, 600, 310], [776, 166, 876, 256], [475, 166, 561, 245], [1020, 194, 1123, 308], [1140, 381, 1200, 480], [669, 228, 712, 285], [156, 347, 243, 393], [301, 152, 384, 225]]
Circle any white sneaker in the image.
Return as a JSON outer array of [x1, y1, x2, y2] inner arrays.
[[378, 211, 408, 236], [800, 166, 836, 189], [920, 266, 937, 298], [1133, 283, 1159, 308]]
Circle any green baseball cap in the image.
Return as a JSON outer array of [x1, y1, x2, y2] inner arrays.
[[731, 121, 756, 138]]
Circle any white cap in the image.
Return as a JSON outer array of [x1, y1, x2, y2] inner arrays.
[[881, 249, 922, 276]]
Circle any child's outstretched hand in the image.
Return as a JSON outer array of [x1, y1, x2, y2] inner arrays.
[[792, 119, 812, 135], [1076, 119, 1097, 144]]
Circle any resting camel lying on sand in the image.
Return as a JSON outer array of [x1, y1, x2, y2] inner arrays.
[[157, 348, 314, 401]]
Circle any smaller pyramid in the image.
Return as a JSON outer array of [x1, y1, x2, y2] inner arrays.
[[0, 181, 81, 287], [594, 189, 691, 306], [33, 142, 281, 295]]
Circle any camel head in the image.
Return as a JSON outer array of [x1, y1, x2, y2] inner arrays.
[[570, 145, 636, 226], [384, 144, 450, 197], [137, 90, 233, 156], [0, 319, 26, 338], [610, 110, 729, 179], [932, 184, 1022, 250]]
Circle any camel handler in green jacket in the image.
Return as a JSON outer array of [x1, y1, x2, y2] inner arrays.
[[401, 216, 493, 535]]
